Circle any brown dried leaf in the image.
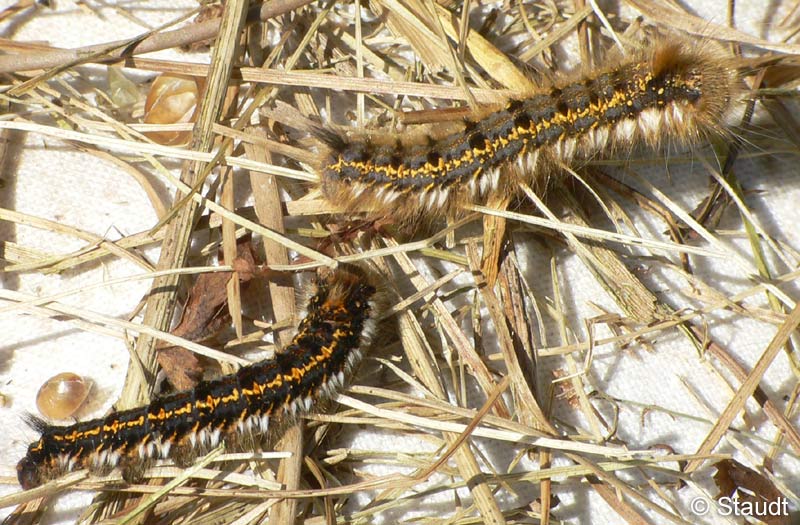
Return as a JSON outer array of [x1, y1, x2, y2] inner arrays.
[[157, 239, 260, 390], [712, 459, 789, 525], [183, 240, 258, 339], [156, 347, 203, 392]]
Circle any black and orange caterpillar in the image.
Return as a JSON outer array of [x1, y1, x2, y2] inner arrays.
[[17, 265, 381, 489], [317, 39, 739, 223]]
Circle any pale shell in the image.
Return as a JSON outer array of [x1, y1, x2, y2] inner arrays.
[[36, 372, 92, 420]]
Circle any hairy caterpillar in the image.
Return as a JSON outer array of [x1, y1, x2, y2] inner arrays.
[[16, 265, 381, 490], [316, 38, 740, 222]]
